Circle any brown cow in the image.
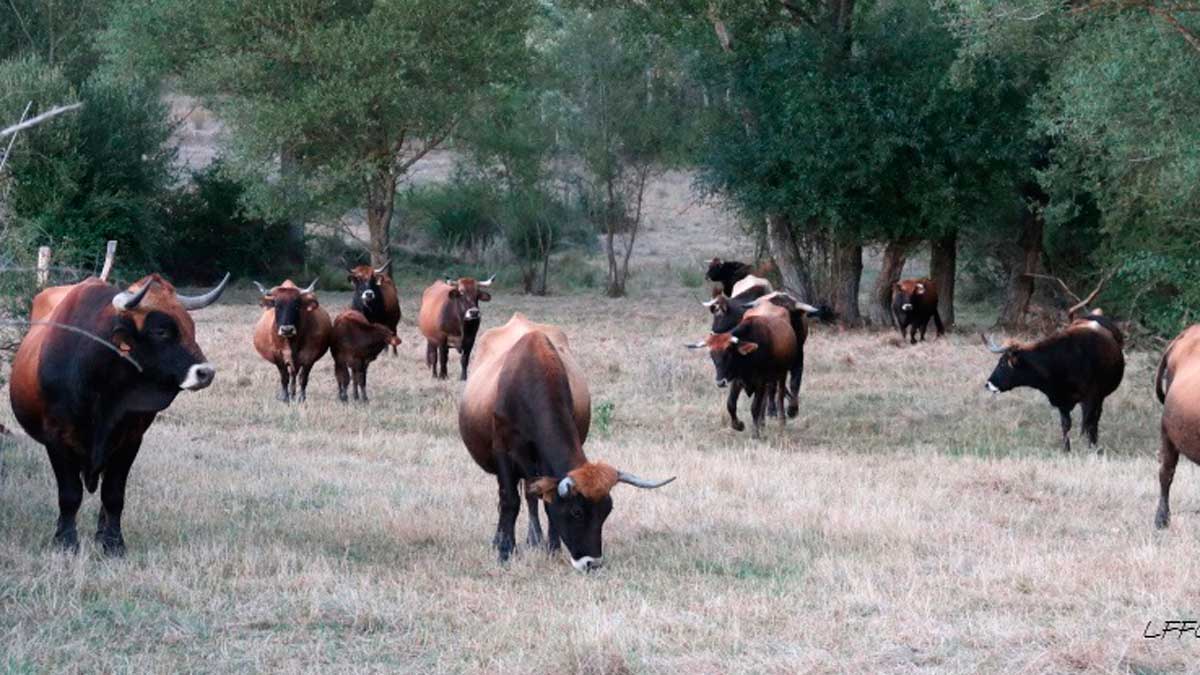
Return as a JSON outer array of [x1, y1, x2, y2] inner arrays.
[[252, 279, 332, 402], [459, 313, 674, 569], [9, 273, 227, 553], [347, 261, 401, 354], [892, 278, 944, 344], [331, 310, 401, 403], [418, 275, 493, 380], [1153, 325, 1200, 528]]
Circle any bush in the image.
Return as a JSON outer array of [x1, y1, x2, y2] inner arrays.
[[399, 179, 499, 262]]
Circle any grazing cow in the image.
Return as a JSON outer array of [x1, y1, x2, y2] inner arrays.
[[705, 258, 755, 297], [418, 275, 493, 381], [331, 310, 401, 403], [1152, 325, 1200, 528], [347, 261, 401, 354], [892, 278, 944, 344], [252, 280, 332, 403], [689, 309, 798, 438], [8, 273, 228, 554], [982, 313, 1125, 452], [459, 313, 674, 569]]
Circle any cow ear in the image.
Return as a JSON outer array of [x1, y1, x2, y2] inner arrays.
[[527, 477, 559, 503], [736, 341, 759, 355], [302, 294, 319, 311], [346, 274, 355, 284], [448, 287, 461, 299], [111, 315, 137, 350], [259, 295, 274, 308], [478, 290, 491, 302]]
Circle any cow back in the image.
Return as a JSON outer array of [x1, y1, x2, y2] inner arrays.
[[332, 310, 396, 365], [418, 281, 454, 344]]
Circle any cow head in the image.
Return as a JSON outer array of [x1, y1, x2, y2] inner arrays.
[[981, 333, 1031, 392], [705, 258, 724, 281], [348, 262, 389, 315], [445, 275, 493, 323], [527, 461, 674, 572], [687, 330, 758, 388], [255, 279, 319, 338], [892, 280, 928, 314], [109, 273, 228, 396]]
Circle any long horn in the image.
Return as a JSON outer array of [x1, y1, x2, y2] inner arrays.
[[373, 259, 391, 275], [301, 278, 318, 294], [177, 272, 231, 311], [686, 340, 707, 349], [617, 472, 676, 490], [253, 281, 269, 296], [980, 332, 1007, 354], [557, 476, 576, 498], [701, 297, 720, 308], [112, 280, 155, 311], [478, 274, 495, 287], [795, 301, 821, 314]]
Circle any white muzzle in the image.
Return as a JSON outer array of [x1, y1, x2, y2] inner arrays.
[[181, 363, 216, 391], [570, 556, 603, 572]]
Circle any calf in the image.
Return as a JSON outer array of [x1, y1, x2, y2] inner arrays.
[[1152, 325, 1200, 528], [892, 278, 944, 344], [982, 313, 1124, 452], [689, 311, 797, 438], [252, 280, 332, 402], [417, 275, 493, 380], [331, 310, 401, 403]]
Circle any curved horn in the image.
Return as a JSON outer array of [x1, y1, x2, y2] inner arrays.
[[701, 297, 720, 308], [177, 273, 231, 311], [253, 281, 269, 296], [478, 274, 496, 287], [980, 332, 1007, 354], [444, 276, 456, 286], [112, 280, 155, 311], [373, 259, 391, 275], [557, 476, 576, 498], [617, 472, 676, 490], [795, 301, 821, 314], [301, 278, 318, 294], [686, 340, 708, 349]]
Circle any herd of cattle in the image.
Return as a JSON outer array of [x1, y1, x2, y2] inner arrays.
[[3, 256, 1199, 569]]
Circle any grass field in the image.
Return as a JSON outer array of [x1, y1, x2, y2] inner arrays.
[[2, 269, 1198, 673]]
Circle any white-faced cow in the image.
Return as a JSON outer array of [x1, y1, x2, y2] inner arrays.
[[418, 275, 493, 380], [347, 261, 400, 354], [892, 278, 944, 344]]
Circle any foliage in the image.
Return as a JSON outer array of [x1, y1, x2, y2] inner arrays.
[[399, 178, 500, 261]]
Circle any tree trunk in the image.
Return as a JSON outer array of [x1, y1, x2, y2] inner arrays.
[[870, 239, 913, 327], [365, 167, 396, 269], [765, 213, 816, 301], [279, 145, 306, 266], [831, 239, 863, 326], [930, 232, 957, 328], [996, 204, 1043, 328]]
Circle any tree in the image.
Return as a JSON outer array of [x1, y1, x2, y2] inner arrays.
[[107, 0, 535, 268]]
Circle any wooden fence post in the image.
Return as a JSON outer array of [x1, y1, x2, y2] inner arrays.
[[36, 246, 50, 288], [100, 240, 117, 282]]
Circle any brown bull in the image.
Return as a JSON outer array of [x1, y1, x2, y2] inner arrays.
[[331, 310, 401, 403], [9, 273, 227, 554], [252, 280, 332, 402], [418, 275, 493, 380], [1153, 325, 1200, 528], [458, 313, 674, 570]]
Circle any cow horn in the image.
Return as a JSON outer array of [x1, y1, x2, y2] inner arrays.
[[373, 260, 390, 274], [701, 297, 720, 308], [253, 281, 269, 296], [444, 276, 456, 286], [617, 472, 676, 490], [686, 340, 707, 349], [557, 476, 576, 498], [177, 273, 231, 311], [478, 274, 495, 287], [796, 301, 821, 314], [729, 335, 740, 344], [981, 333, 1007, 354], [301, 278, 318, 294], [112, 280, 156, 311]]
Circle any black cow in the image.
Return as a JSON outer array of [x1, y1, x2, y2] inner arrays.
[[705, 258, 755, 297]]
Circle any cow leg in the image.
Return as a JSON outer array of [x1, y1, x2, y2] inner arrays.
[[766, 380, 778, 418], [1058, 406, 1073, 453], [438, 343, 450, 380], [296, 364, 313, 403], [775, 377, 787, 428], [335, 363, 350, 403], [726, 380, 745, 432], [919, 319, 928, 342], [275, 362, 291, 402], [46, 448, 83, 552], [786, 350, 804, 419], [460, 345, 472, 381], [544, 500, 562, 552], [96, 442, 141, 556], [1082, 398, 1104, 452], [425, 341, 437, 377], [288, 364, 299, 401], [1156, 432, 1180, 529], [933, 309, 945, 337], [493, 457, 521, 562], [750, 386, 767, 440], [909, 324, 918, 345], [355, 366, 369, 403], [525, 490, 544, 549]]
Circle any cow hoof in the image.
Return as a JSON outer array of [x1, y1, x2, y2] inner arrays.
[[526, 531, 543, 548], [338, 393, 348, 403], [1156, 511, 1170, 529], [276, 391, 290, 403], [731, 421, 745, 432], [786, 405, 799, 419], [52, 528, 79, 553], [96, 532, 126, 557]]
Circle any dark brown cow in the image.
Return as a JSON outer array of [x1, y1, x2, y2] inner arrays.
[[982, 312, 1125, 452], [418, 275, 493, 380], [347, 261, 401, 354], [8, 273, 228, 554], [252, 279, 332, 402], [705, 258, 755, 297], [689, 309, 798, 438], [331, 310, 401, 403], [892, 278, 944, 344], [459, 314, 674, 569], [1152, 325, 1200, 528]]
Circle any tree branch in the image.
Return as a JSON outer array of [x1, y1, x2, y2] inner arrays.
[[0, 103, 83, 139]]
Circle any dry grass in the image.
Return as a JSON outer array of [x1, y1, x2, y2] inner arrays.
[[1, 274, 1197, 674]]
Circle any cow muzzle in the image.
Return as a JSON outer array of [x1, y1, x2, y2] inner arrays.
[[464, 308, 480, 321], [985, 381, 999, 393], [361, 290, 375, 303], [715, 378, 729, 388], [278, 325, 297, 338], [570, 556, 603, 573], [901, 303, 913, 312], [181, 363, 216, 391]]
